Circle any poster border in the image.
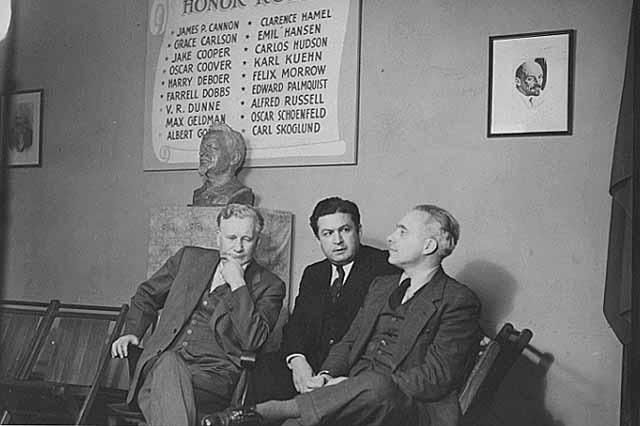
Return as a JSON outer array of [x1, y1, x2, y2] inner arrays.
[[143, 0, 363, 170]]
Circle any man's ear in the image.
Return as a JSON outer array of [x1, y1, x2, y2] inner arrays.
[[230, 151, 242, 166], [423, 238, 438, 256]]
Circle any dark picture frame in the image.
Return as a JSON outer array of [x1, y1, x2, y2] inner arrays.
[[488, 30, 574, 137], [3, 89, 43, 167]]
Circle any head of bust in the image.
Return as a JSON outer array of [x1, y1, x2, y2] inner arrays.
[[198, 122, 246, 181]]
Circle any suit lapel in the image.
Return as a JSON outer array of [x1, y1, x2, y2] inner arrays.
[[391, 267, 447, 370], [184, 249, 220, 317], [334, 249, 372, 302], [243, 260, 260, 292], [342, 251, 366, 293]]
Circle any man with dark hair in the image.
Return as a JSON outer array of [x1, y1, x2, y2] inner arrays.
[[205, 204, 480, 426], [253, 197, 398, 401], [282, 197, 399, 394], [111, 204, 285, 426]]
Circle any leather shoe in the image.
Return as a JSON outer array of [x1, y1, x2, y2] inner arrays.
[[201, 406, 264, 426]]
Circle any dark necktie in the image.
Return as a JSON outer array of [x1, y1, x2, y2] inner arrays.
[[329, 265, 345, 302], [389, 278, 411, 310]]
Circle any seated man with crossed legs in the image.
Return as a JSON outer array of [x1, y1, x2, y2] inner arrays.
[[205, 204, 481, 426]]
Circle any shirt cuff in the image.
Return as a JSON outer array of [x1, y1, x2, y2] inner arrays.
[[286, 353, 307, 369]]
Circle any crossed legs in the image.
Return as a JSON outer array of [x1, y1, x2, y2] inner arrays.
[[258, 370, 413, 426]]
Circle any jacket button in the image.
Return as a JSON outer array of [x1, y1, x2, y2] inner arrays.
[[329, 339, 335, 345], [173, 328, 177, 333], [187, 329, 193, 335]]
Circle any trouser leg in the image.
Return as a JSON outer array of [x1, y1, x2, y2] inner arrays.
[[190, 365, 231, 423], [137, 351, 197, 426], [293, 370, 412, 426], [251, 350, 296, 402]]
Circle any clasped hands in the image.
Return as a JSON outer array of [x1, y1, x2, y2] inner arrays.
[[289, 356, 347, 394]]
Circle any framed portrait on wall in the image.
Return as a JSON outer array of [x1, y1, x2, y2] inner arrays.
[[488, 30, 574, 137], [3, 89, 43, 167]]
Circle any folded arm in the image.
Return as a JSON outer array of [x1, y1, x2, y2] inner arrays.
[[223, 269, 285, 352]]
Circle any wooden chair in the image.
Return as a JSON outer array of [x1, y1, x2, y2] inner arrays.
[[0, 300, 61, 381], [459, 323, 533, 423], [105, 345, 256, 426], [0, 299, 60, 424], [0, 302, 128, 425]]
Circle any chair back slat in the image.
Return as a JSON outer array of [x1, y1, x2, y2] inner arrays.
[[0, 313, 41, 378], [0, 300, 58, 380], [459, 323, 533, 422], [1, 302, 128, 425], [458, 340, 500, 414], [33, 318, 111, 385]]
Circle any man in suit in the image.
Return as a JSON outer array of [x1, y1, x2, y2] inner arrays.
[[111, 204, 285, 426], [205, 204, 480, 426], [251, 197, 397, 402], [280, 196, 400, 395]]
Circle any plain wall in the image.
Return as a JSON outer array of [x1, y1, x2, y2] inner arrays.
[[3, 0, 631, 424]]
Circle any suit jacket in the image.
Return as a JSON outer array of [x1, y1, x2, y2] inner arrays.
[[281, 245, 399, 370], [124, 246, 285, 403], [321, 268, 481, 426]]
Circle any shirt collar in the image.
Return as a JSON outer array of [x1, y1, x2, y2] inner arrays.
[[210, 260, 250, 291], [398, 265, 441, 304], [515, 89, 545, 109], [331, 261, 354, 282]]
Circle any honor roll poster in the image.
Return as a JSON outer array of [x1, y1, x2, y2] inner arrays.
[[143, 0, 362, 169]]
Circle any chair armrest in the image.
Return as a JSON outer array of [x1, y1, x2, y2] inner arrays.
[[230, 351, 257, 407], [239, 352, 256, 369]]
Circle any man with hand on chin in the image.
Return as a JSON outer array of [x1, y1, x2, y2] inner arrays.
[[111, 204, 284, 426]]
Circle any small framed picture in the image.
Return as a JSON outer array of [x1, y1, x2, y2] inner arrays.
[[488, 30, 574, 137], [3, 89, 43, 167]]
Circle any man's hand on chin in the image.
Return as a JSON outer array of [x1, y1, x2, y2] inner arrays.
[[220, 256, 246, 291]]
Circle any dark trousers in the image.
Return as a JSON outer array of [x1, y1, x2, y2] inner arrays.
[[137, 351, 232, 426], [283, 370, 417, 426], [250, 351, 296, 402]]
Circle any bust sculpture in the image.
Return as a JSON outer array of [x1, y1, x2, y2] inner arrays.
[[192, 122, 255, 206]]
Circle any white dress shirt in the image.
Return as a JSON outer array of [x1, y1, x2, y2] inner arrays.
[[209, 261, 249, 292], [286, 260, 355, 367], [399, 265, 440, 305]]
